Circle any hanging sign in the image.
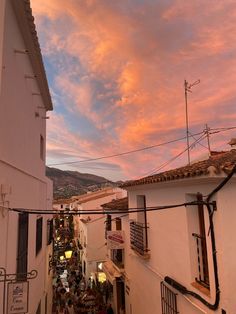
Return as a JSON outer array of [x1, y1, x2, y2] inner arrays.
[[107, 231, 125, 249], [7, 281, 29, 314]]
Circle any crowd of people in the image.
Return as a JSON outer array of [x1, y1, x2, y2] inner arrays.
[[52, 251, 114, 314]]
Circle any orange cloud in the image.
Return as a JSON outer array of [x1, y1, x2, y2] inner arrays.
[[31, 0, 236, 180]]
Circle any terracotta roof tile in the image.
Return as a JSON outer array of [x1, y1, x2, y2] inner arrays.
[[122, 150, 236, 188], [78, 192, 116, 204], [101, 197, 128, 210]]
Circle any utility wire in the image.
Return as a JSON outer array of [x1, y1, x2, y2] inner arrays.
[[8, 200, 213, 215], [138, 133, 207, 179], [210, 126, 236, 131], [47, 131, 204, 166], [47, 126, 236, 168]]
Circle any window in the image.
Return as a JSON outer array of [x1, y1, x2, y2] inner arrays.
[[36, 217, 43, 255], [17, 213, 29, 280], [40, 135, 44, 160], [130, 195, 149, 256], [192, 193, 209, 287], [160, 281, 178, 314], [113, 217, 123, 266], [116, 218, 122, 230], [187, 193, 210, 289], [47, 219, 53, 245], [111, 249, 123, 267], [105, 214, 112, 239]]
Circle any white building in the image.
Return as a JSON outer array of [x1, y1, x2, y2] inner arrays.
[[121, 150, 236, 314], [101, 197, 128, 314], [0, 0, 53, 313], [77, 188, 126, 282]]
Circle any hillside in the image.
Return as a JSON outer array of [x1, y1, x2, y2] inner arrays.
[[46, 166, 118, 199]]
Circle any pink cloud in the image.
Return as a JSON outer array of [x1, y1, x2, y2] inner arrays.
[[31, 0, 236, 180]]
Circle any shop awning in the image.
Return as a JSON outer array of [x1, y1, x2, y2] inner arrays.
[[103, 260, 122, 284]]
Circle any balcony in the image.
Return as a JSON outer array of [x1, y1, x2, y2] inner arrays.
[[130, 221, 149, 257], [192, 233, 209, 289]]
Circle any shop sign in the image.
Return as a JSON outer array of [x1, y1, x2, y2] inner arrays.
[[7, 281, 29, 314], [107, 231, 125, 249]]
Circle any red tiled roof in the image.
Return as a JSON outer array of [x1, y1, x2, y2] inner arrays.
[[78, 192, 116, 204], [122, 150, 236, 188], [101, 197, 128, 210]]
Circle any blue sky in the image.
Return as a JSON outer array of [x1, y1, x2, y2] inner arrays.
[[31, 0, 236, 181]]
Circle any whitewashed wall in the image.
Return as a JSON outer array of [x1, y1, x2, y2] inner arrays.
[[125, 176, 236, 314], [0, 0, 53, 313]]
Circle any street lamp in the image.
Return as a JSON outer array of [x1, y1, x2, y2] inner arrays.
[[64, 244, 73, 259], [60, 255, 65, 261]]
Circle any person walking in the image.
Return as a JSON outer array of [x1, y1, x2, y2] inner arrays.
[[66, 299, 75, 314], [106, 304, 114, 314]]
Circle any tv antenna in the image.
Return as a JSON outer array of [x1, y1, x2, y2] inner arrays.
[[184, 79, 200, 165]]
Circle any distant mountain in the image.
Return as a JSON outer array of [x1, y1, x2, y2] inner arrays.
[[46, 166, 120, 199]]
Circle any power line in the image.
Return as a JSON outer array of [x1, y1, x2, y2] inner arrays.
[[47, 131, 204, 166], [210, 126, 236, 131], [8, 200, 212, 215], [47, 126, 236, 168], [137, 133, 207, 179]]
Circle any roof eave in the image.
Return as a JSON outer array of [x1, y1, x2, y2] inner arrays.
[[11, 0, 53, 111]]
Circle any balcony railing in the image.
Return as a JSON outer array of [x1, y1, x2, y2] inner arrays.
[[130, 221, 149, 256], [192, 233, 209, 288]]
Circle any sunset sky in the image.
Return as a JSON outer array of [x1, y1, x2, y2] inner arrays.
[[31, 0, 236, 181]]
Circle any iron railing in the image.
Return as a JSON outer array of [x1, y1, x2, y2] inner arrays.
[[192, 233, 210, 288], [130, 221, 149, 256], [160, 281, 178, 314]]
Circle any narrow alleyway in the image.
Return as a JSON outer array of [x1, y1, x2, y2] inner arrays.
[[52, 221, 111, 314]]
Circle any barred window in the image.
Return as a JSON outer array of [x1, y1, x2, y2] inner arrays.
[[160, 282, 178, 314], [36, 217, 43, 255]]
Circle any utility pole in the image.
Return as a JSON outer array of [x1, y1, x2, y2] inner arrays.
[[184, 79, 200, 165]]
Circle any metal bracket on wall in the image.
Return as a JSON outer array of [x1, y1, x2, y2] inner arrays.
[[0, 267, 38, 314]]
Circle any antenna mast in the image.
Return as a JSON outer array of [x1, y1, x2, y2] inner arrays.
[[184, 79, 200, 165], [205, 124, 211, 156]]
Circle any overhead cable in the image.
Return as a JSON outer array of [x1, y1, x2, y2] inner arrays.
[[47, 131, 204, 166], [8, 200, 213, 215]]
